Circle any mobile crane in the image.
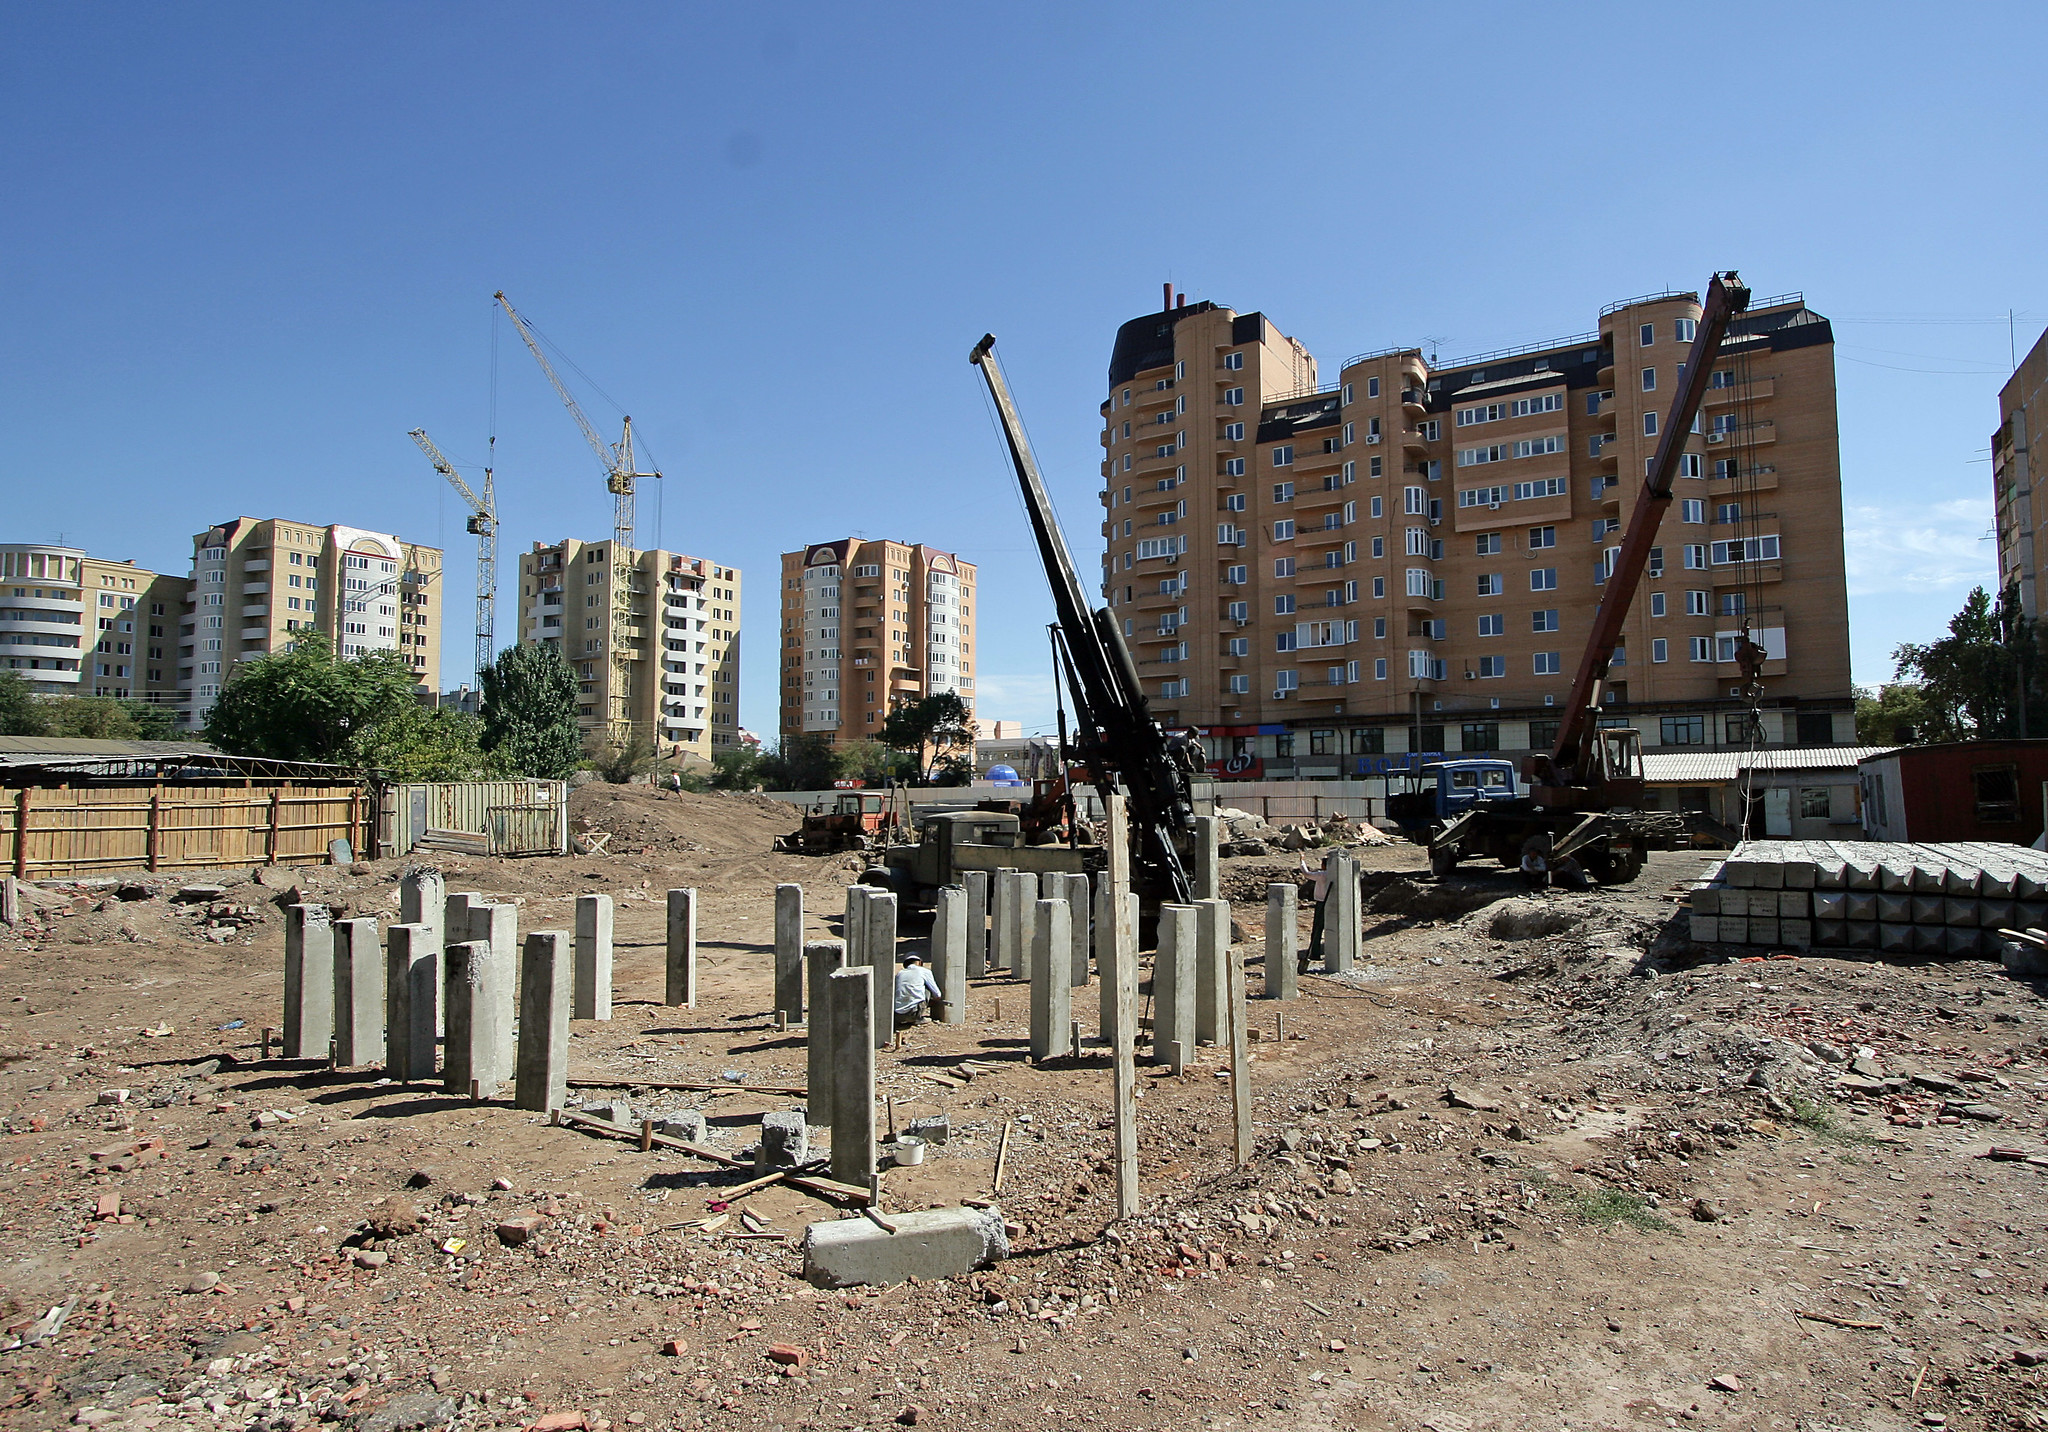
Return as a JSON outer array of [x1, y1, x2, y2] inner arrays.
[[1386, 271, 1752, 883]]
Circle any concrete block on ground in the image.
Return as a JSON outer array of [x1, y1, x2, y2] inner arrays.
[[1815, 918, 1847, 947], [825, 965, 876, 1186], [1029, 898, 1072, 1061], [844, 884, 870, 969], [799, 1203, 1008, 1289], [1846, 921, 1879, 949], [1846, 891, 1879, 922], [384, 922, 437, 1082], [514, 931, 571, 1113], [1780, 918, 1813, 949], [666, 889, 698, 1008], [774, 884, 804, 1020], [1265, 882, 1298, 1000], [656, 1109, 707, 1142], [574, 893, 614, 1021], [1064, 872, 1091, 989], [1326, 851, 1360, 973], [1192, 813, 1220, 902], [905, 1113, 949, 1144], [1911, 895, 1945, 925], [863, 889, 899, 1049], [1750, 917, 1780, 946], [1039, 870, 1063, 900], [804, 940, 846, 1127], [963, 870, 990, 978], [1194, 897, 1230, 1044], [443, 938, 514, 1097], [931, 885, 968, 1026], [283, 903, 335, 1060], [1812, 891, 1847, 920], [760, 1110, 809, 1168], [1878, 923, 1914, 953], [399, 866, 445, 1035], [1153, 904, 1196, 1066], [1777, 890, 1809, 919], [1016, 876, 1043, 983], [1689, 914, 1720, 943], [331, 917, 384, 1067]]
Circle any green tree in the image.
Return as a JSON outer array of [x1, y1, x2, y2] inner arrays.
[[479, 643, 582, 780], [836, 737, 897, 786], [711, 744, 765, 790], [204, 635, 422, 764], [0, 671, 47, 736], [1891, 583, 2037, 741], [354, 701, 497, 781], [879, 691, 974, 783], [1854, 683, 1936, 746], [44, 696, 139, 741], [760, 731, 842, 790], [586, 730, 657, 784]]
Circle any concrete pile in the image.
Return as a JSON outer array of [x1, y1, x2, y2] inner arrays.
[[1690, 839, 2048, 955]]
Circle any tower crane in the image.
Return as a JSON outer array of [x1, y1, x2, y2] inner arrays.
[[409, 429, 495, 682], [492, 290, 657, 750]]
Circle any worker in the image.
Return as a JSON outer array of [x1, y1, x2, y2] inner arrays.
[[893, 953, 946, 1028], [668, 771, 684, 797], [1300, 852, 1330, 970], [1552, 852, 1589, 890], [1520, 846, 1550, 892]]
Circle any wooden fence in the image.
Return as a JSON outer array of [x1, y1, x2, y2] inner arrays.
[[0, 782, 369, 878]]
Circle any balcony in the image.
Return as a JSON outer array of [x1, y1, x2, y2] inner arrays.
[[1703, 377, 1774, 405], [1710, 464, 1778, 493], [1706, 420, 1775, 447], [1401, 428, 1433, 454], [1400, 388, 1427, 410], [241, 559, 270, 573]]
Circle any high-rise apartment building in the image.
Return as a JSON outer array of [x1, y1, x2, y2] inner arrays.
[[1099, 288, 1852, 779], [1, 545, 190, 705], [1994, 326, 2048, 621], [178, 518, 443, 728], [515, 540, 741, 762], [777, 539, 977, 746]]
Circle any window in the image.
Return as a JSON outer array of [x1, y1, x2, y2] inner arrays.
[[1372, 616, 1385, 637], [1528, 525, 1556, 550], [1228, 674, 1250, 694], [1711, 413, 1739, 435], [1405, 527, 1428, 556], [1660, 715, 1705, 745], [1689, 635, 1712, 662], [1366, 377, 1380, 398], [1477, 573, 1503, 596], [1471, 533, 1501, 557], [1273, 520, 1296, 540], [1648, 547, 1665, 577], [1798, 787, 1831, 820], [1274, 557, 1296, 578], [1531, 608, 1558, 632], [1225, 422, 1244, 441], [1418, 419, 1440, 440], [1511, 393, 1562, 417], [1371, 576, 1385, 599], [1681, 499, 1705, 524], [1275, 670, 1297, 693], [1643, 412, 1659, 436], [1274, 594, 1296, 615], [1366, 496, 1383, 520], [1639, 322, 1654, 346], [1222, 493, 1246, 513], [1683, 589, 1707, 617], [1679, 453, 1703, 478], [1683, 544, 1707, 569], [1719, 592, 1747, 617], [1974, 765, 2022, 822], [1224, 352, 1243, 370], [1343, 422, 1354, 444], [1458, 443, 1511, 467], [1403, 486, 1427, 515], [1275, 632, 1297, 652], [1712, 536, 1781, 564], [1369, 456, 1383, 477], [1273, 445, 1294, 466], [1405, 569, 1432, 598], [1796, 712, 1835, 745], [1477, 614, 1504, 636], [1675, 318, 1697, 343], [1715, 502, 1741, 523], [1526, 718, 1558, 751], [1476, 655, 1505, 679], [1224, 387, 1243, 406], [1456, 403, 1506, 427], [1225, 457, 1246, 476], [1641, 367, 1657, 392], [1530, 568, 1557, 591], [1533, 651, 1562, 675], [1226, 637, 1249, 657], [1461, 721, 1500, 749], [1374, 658, 1388, 679], [1651, 637, 1668, 663], [1650, 592, 1666, 618], [1459, 485, 1510, 509]]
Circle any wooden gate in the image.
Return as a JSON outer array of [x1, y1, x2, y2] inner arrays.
[[1, 782, 368, 877]]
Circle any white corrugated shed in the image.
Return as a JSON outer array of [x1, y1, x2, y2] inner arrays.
[[1642, 745, 1894, 784]]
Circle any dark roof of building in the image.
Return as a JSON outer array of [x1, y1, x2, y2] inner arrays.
[[1255, 393, 1343, 444], [1107, 302, 1223, 388]]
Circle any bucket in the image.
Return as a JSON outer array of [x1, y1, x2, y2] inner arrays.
[[891, 1136, 927, 1166]]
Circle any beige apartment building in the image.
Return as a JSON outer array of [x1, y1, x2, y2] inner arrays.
[[1994, 326, 2048, 620], [1099, 288, 1853, 779], [178, 518, 443, 728], [1, 544, 190, 706], [777, 539, 976, 748], [515, 540, 741, 763]]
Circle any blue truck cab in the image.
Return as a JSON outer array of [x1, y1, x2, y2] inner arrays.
[[1385, 758, 1520, 833]]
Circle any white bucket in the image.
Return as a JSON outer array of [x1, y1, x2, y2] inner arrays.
[[891, 1136, 927, 1166]]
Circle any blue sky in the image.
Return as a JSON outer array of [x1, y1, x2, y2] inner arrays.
[[4, 3, 2040, 739]]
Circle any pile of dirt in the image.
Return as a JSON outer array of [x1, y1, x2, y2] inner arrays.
[[566, 783, 798, 857]]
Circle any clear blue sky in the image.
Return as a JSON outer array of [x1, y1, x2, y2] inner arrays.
[[5, 3, 2041, 739]]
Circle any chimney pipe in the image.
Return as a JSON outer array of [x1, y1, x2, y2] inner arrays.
[[1163, 281, 1173, 311], [1176, 292, 1185, 308]]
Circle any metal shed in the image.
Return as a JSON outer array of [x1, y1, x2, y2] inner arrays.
[[377, 779, 569, 858]]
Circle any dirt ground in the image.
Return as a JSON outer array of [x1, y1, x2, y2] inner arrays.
[[2, 784, 2045, 1432]]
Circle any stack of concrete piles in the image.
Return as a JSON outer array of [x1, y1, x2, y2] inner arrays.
[[1689, 840, 2048, 954]]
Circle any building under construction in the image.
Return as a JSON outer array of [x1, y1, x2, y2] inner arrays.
[[515, 538, 741, 764]]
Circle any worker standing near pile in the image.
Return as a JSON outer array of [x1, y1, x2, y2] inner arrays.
[[1301, 853, 1330, 970]]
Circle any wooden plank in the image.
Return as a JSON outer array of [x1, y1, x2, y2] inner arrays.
[[564, 1076, 808, 1096]]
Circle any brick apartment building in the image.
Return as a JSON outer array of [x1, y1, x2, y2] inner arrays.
[[1995, 325, 2048, 620], [778, 539, 976, 748], [515, 539, 741, 763], [0, 544, 190, 706], [1099, 286, 1852, 779]]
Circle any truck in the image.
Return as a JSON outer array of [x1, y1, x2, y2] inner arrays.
[[773, 789, 906, 856], [1395, 272, 1750, 885], [861, 336, 1203, 916]]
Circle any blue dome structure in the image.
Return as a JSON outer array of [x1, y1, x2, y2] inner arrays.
[[986, 763, 1025, 786]]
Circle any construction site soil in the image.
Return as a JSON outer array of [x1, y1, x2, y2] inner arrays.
[[2, 784, 2045, 1432]]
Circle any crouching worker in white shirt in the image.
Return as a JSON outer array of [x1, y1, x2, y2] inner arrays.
[[893, 953, 946, 1028]]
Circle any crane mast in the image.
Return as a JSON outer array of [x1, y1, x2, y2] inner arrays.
[[492, 290, 657, 750], [409, 428, 496, 683]]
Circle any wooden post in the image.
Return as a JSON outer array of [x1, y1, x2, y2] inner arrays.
[[1106, 790, 1139, 1220], [346, 787, 363, 861], [14, 789, 29, 879], [1227, 937, 1252, 1167], [146, 786, 162, 872], [265, 790, 282, 865]]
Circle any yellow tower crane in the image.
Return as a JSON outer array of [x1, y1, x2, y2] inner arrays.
[[408, 428, 495, 682], [492, 290, 659, 751]]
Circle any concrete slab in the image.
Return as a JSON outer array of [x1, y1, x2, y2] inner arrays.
[[799, 1204, 1008, 1289]]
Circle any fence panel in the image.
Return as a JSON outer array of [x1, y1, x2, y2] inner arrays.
[[0, 782, 367, 878]]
